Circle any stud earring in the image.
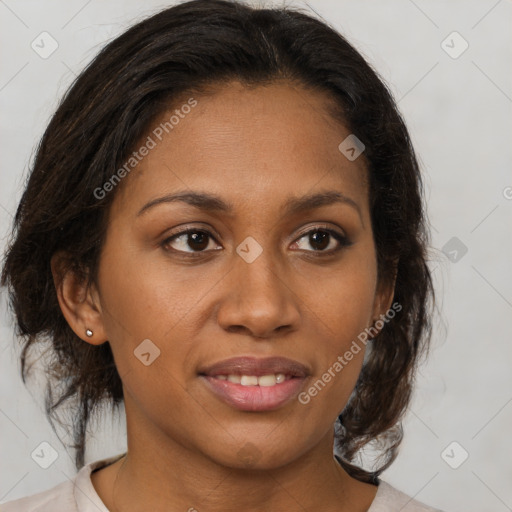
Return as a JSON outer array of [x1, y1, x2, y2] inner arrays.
[[85, 329, 93, 337]]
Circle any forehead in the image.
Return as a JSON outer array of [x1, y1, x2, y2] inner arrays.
[[111, 80, 369, 218]]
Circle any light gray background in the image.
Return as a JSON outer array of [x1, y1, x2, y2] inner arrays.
[[1, 1, 511, 511]]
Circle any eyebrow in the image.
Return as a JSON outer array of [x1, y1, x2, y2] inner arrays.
[[136, 190, 363, 222]]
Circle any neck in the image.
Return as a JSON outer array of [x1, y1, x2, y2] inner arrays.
[[95, 395, 378, 512]]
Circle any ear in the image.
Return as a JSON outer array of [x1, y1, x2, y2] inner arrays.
[[370, 260, 398, 332], [50, 251, 108, 345]]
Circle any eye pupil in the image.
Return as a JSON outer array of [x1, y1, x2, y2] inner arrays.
[[310, 230, 329, 251], [188, 232, 209, 251]]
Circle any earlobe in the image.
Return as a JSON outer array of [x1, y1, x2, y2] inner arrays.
[[50, 251, 107, 345]]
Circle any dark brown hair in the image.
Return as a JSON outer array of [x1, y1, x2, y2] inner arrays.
[[1, 0, 434, 481]]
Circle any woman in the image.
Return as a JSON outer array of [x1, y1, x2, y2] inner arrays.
[[1, 0, 441, 510]]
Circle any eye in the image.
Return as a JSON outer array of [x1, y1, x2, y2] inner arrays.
[[161, 225, 351, 257], [161, 229, 221, 255], [291, 227, 351, 255]]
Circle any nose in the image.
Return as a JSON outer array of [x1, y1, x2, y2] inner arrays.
[[216, 248, 301, 339]]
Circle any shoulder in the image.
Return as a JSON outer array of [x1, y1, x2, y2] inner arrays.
[[369, 480, 446, 512], [0, 479, 76, 512], [0, 453, 125, 512]]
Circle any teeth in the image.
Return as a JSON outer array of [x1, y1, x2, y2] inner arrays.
[[240, 375, 258, 386], [258, 374, 285, 386], [216, 374, 287, 386]]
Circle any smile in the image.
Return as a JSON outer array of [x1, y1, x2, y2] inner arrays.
[[200, 375, 306, 412], [211, 373, 289, 386]]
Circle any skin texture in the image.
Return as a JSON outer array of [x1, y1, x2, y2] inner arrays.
[[52, 81, 395, 512]]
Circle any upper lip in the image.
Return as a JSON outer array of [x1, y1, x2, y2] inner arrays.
[[199, 356, 309, 378]]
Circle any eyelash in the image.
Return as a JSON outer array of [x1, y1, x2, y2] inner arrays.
[[160, 226, 352, 258]]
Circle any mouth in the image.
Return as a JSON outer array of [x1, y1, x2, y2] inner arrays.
[[206, 373, 292, 386], [198, 356, 309, 412]]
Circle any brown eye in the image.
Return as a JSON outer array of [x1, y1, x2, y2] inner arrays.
[[292, 228, 351, 254], [162, 229, 220, 254], [308, 230, 330, 251]]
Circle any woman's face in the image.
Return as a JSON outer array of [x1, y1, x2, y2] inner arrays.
[[91, 80, 393, 469]]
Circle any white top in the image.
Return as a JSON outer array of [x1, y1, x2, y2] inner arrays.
[[0, 453, 444, 511]]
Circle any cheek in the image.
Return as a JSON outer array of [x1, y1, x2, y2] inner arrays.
[[97, 249, 199, 429], [96, 235, 193, 378], [98, 225, 201, 334], [314, 248, 377, 343], [298, 250, 377, 414]]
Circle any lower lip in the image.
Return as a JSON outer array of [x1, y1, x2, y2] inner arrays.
[[200, 376, 306, 411]]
